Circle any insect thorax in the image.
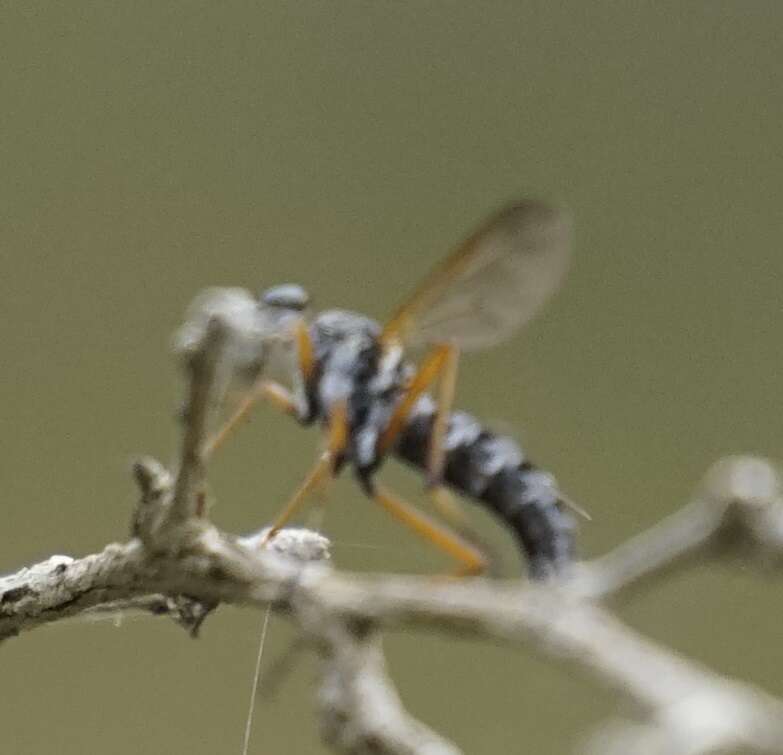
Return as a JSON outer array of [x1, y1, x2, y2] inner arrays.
[[310, 309, 408, 470]]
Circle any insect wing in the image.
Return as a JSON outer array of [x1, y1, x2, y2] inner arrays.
[[380, 201, 571, 351]]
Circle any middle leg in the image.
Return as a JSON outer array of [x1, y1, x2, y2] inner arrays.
[[205, 380, 300, 458], [261, 401, 348, 544]]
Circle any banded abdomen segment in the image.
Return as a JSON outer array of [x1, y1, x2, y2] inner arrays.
[[393, 396, 575, 579]]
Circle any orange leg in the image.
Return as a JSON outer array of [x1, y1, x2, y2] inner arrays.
[[372, 483, 487, 576], [294, 319, 316, 382], [428, 485, 503, 576], [377, 344, 451, 456], [204, 380, 299, 458], [205, 319, 317, 458], [376, 342, 466, 520], [426, 343, 459, 487], [422, 345, 483, 542], [261, 402, 348, 544], [377, 343, 460, 484]]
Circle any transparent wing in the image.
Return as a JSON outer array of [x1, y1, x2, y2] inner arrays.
[[380, 201, 572, 351]]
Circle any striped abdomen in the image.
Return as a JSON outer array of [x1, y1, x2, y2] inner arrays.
[[394, 396, 575, 579]]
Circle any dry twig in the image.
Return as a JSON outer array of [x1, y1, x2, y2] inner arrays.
[[2, 289, 781, 754]]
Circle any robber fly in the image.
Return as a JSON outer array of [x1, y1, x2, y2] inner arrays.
[[210, 200, 576, 579]]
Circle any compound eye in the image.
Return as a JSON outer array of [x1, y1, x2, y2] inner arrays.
[[260, 284, 310, 311]]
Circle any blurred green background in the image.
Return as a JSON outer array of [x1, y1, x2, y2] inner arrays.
[[2, 2, 781, 753]]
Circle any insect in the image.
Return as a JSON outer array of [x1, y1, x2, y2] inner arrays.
[[209, 200, 577, 579]]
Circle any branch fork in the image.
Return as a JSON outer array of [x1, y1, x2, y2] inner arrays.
[[2, 288, 782, 754]]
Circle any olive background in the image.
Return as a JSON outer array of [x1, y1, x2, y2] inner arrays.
[[1, 3, 781, 753]]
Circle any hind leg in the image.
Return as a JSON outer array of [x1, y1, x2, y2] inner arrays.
[[369, 482, 487, 576], [376, 344, 472, 530]]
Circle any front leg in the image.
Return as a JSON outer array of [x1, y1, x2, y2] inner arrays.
[[205, 379, 310, 458], [205, 318, 318, 457]]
